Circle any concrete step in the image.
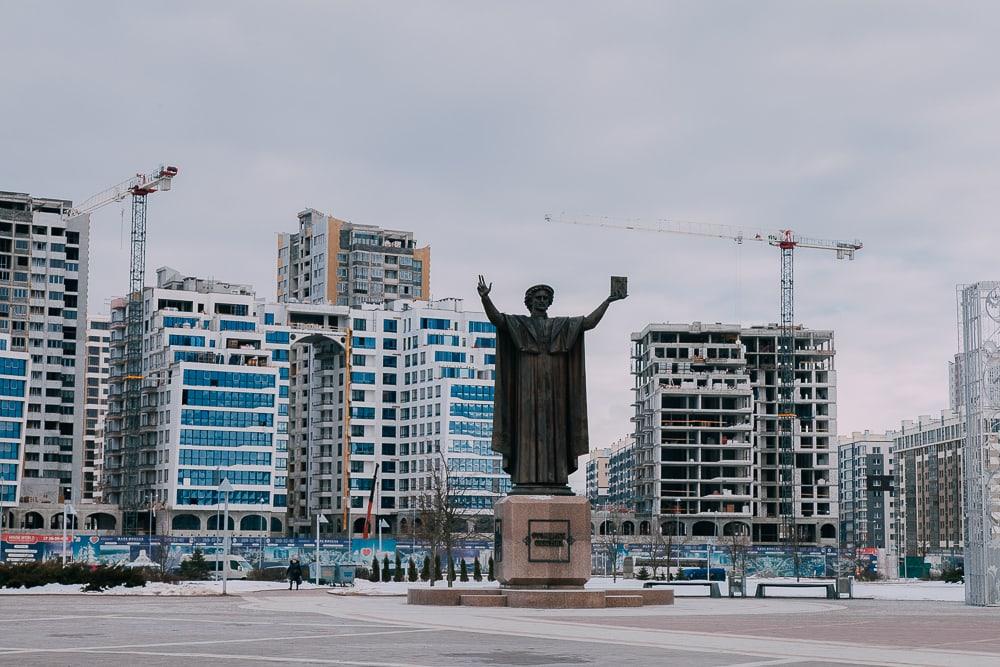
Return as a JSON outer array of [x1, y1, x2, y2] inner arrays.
[[605, 595, 644, 608], [461, 594, 508, 607]]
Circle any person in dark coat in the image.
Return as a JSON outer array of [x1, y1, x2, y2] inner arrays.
[[287, 557, 303, 590]]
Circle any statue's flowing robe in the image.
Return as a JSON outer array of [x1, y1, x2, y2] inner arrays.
[[490, 314, 590, 487]]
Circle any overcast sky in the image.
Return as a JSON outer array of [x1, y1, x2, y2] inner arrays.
[[3, 3, 998, 477]]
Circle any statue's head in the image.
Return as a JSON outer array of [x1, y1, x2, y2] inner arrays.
[[524, 284, 554, 316]]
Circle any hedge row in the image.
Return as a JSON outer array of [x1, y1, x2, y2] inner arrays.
[[0, 561, 147, 592]]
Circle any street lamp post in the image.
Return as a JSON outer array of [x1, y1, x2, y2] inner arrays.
[[61, 502, 76, 565], [218, 479, 233, 595], [259, 498, 268, 574], [315, 513, 328, 586]]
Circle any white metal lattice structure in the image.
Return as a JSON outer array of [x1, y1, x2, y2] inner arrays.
[[959, 282, 1000, 606]]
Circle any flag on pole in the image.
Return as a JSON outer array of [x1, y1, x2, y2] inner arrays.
[[363, 463, 380, 539]]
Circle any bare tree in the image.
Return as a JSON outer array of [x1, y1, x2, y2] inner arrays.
[[414, 452, 483, 588], [593, 508, 627, 582], [724, 532, 753, 581]]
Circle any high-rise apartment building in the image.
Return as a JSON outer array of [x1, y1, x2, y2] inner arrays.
[[892, 411, 964, 563], [631, 322, 838, 545], [104, 268, 284, 535], [838, 431, 894, 553], [0, 334, 30, 517], [283, 297, 506, 537], [586, 447, 611, 507], [607, 436, 637, 510], [81, 316, 111, 503], [0, 192, 89, 503], [277, 209, 430, 307]]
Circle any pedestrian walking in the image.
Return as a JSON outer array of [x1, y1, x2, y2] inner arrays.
[[287, 557, 303, 590]]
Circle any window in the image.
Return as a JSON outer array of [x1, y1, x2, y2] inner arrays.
[[177, 449, 272, 467], [353, 318, 367, 331], [382, 338, 398, 350], [435, 351, 466, 363], [469, 321, 496, 333], [179, 430, 272, 447], [420, 318, 451, 330], [351, 336, 376, 349], [265, 331, 290, 344], [350, 372, 375, 385], [169, 334, 206, 347], [181, 409, 273, 428], [272, 349, 289, 361], [383, 319, 398, 333], [183, 389, 274, 409], [183, 370, 275, 389], [0, 358, 27, 377], [451, 385, 494, 401], [220, 320, 256, 331]]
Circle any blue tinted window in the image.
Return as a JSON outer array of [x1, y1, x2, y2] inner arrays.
[[484, 354, 496, 365], [272, 349, 289, 361], [184, 370, 275, 389], [0, 378, 26, 397], [181, 410, 273, 428], [469, 321, 496, 333], [474, 337, 496, 348], [449, 421, 492, 437], [266, 330, 290, 344], [183, 389, 274, 409], [382, 338, 398, 350], [0, 422, 21, 440], [350, 442, 375, 455], [450, 402, 493, 419], [163, 316, 201, 329], [179, 430, 272, 447], [176, 489, 270, 506], [264, 312, 275, 325], [220, 320, 255, 331], [0, 442, 19, 460], [450, 385, 494, 402], [351, 407, 376, 420], [179, 469, 271, 486], [0, 358, 27, 377], [169, 334, 206, 347], [178, 449, 272, 467], [383, 319, 398, 332], [420, 318, 451, 330], [435, 351, 466, 363], [352, 336, 376, 349], [351, 372, 376, 385], [0, 400, 22, 418]]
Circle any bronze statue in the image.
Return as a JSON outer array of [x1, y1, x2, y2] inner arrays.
[[478, 275, 627, 495]]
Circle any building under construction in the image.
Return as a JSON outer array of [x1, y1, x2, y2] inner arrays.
[[631, 322, 838, 547]]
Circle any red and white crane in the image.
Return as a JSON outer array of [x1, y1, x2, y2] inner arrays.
[[73, 164, 179, 536], [545, 213, 862, 571]]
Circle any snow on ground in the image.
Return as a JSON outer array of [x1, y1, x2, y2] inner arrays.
[[329, 576, 968, 602], [0, 577, 967, 601], [0, 580, 320, 596]]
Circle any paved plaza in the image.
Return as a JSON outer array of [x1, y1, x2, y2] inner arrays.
[[0, 590, 998, 666]]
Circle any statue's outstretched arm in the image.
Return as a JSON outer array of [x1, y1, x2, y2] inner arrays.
[[583, 297, 613, 331], [478, 275, 504, 327], [583, 281, 627, 330]]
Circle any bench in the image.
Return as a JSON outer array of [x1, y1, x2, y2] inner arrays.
[[643, 581, 722, 598], [754, 582, 837, 599]]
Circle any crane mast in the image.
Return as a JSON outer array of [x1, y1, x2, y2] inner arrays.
[[546, 214, 861, 574], [74, 165, 178, 536]]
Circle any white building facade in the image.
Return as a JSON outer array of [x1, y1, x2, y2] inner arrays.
[[0, 192, 89, 504]]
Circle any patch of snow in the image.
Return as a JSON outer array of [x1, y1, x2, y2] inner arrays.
[[0, 579, 321, 596]]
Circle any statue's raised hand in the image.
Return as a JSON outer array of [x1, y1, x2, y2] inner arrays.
[[477, 275, 492, 298]]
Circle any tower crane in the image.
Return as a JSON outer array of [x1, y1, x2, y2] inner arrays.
[[545, 214, 861, 569], [71, 165, 179, 535]]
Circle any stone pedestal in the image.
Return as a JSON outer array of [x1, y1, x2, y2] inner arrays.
[[494, 494, 591, 588]]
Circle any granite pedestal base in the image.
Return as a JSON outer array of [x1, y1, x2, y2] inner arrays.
[[494, 494, 591, 588], [405, 587, 674, 608]]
